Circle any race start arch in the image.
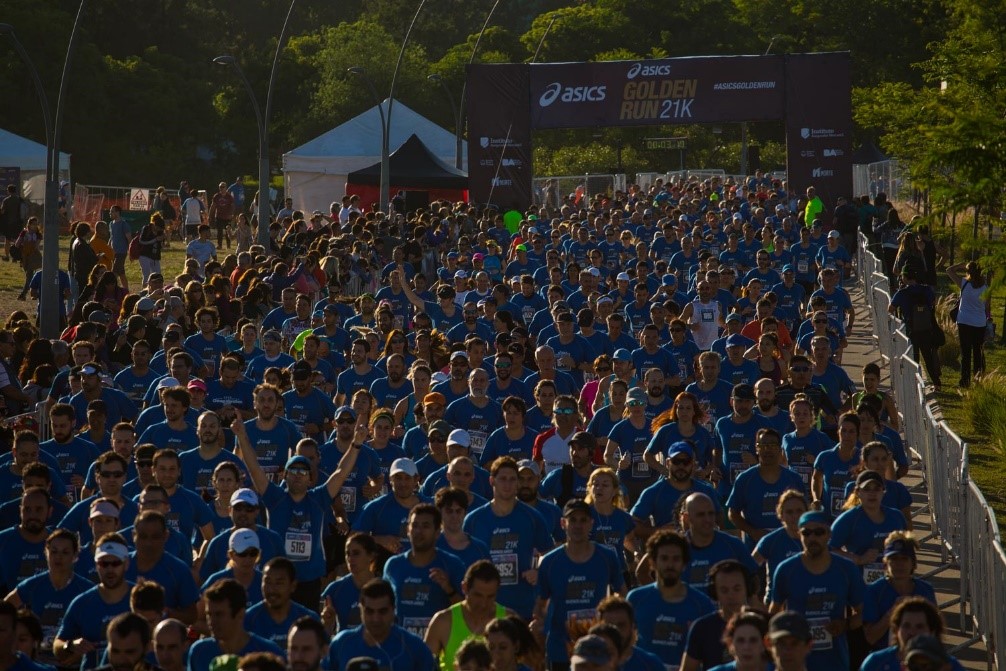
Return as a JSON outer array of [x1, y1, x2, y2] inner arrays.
[[467, 52, 852, 212]]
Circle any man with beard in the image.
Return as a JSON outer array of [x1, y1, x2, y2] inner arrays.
[[198, 488, 285, 581], [138, 387, 199, 452], [425, 560, 507, 671], [243, 384, 301, 477], [92, 612, 159, 671], [205, 357, 256, 425], [486, 351, 533, 406], [69, 363, 138, 430], [41, 403, 98, 501], [153, 619, 190, 671], [150, 448, 216, 554], [179, 411, 249, 498], [754, 378, 793, 436], [641, 368, 674, 425], [685, 352, 735, 429], [510, 275, 547, 327], [185, 307, 228, 379], [353, 458, 424, 556], [58, 451, 139, 546], [626, 530, 715, 670], [293, 334, 337, 395], [534, 499, 624, 669], [283, 362, 336, 440], [540, 431, 598, 507], [676, 493, 758, 589], [630, 442, 719, 543], [631, 326, 681, 390], [711, 383, 767, 499], [327, 578, 436, 671], [447, 302, 493, 346], [287, 616, 328, 671], [370, 354, 413, 411], [462, 457, 553, 620], [235, 415, 361, 610], [280, 294, 315, 348], [0, 487, 51, 595], [188, 579, 283, 670], [444, 368, 503, 464], [383, 503, 465, 638], [244, 557, 319, 652], [431, 351, 472, 407], [545, 311, 597, 387], [113, 340, 159, 405], [245, 331, 296, 386], [54, 533, 134, 669], [769, 511, 865, 671], [125, 510, 199, 623], [516, 459, 563, 543], [318, 406, 383, 531], [680, 281, 724, 351], [524, 346, 577, 397]]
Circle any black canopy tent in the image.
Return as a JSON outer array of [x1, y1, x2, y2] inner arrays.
[[346, 134, 468, 208]]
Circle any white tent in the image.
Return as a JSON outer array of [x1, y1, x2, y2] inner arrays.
[[0, 128, 72, 204], [282, 98, 466, 213]]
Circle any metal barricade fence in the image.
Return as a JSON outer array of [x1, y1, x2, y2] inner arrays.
[[858, 231, 1004, 668]]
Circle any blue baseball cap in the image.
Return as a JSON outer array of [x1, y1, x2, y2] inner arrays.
[[661, 274, 677, 286], [726, 334, 747, 347], [781, 264, 795, 273], [335, 405, 357, 420], [798, 510, 831, 528], [613, 348, 632, 362], [667, 441, 694, 459], [285, 455, 311, 470]]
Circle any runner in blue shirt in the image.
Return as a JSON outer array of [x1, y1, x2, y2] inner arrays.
[[627, 529, 715, 669], [282, 362, 335, 440], [234, 415, 361, 610], [583, 469, 637, 575], [124, 510, 200, 622], [480, 397, 536, 467], [187, 578, 284, 671], [782, 396, 833, 490], [463, 457, 553, 620], [752, 489, 807, 596], [326, 578, 436, 671], [0, 487, 50, 594], [336, 339, 383, 405], [243, 557, 320, 652], [354, 458, 430, 556], [828, 470, 908, 584], [676, 493, 759, 589], [321, 533, 379, 634], [68, 364, 138, 430], [138, 385, 199, 452], [149, 448, 216, 550], [197, 489, 285, 582], [769, 510, 865, 671], [712, 384, 767, 497], [242, 384, 302, 477], [383, 503, 466, 637], [812, 413, 863, 519], [535, 498, 624, 666], [861, 535, 937, 653], [685, 353, 735, 429], [631, 442, 720, 535], [184, 308, 230, 378], [113, 341, 159, 404], [604, 387, 657, 500], [40, 404, 98, 502], [443, 369, 503, 464], [245, 331, 296, 384]]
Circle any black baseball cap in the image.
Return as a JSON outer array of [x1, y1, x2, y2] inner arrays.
[[768, 611, 811, 642]]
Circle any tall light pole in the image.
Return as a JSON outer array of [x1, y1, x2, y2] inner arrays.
[[347, 67, 388, 209], [213, 0, 297, 246], [427, 74, 460, 169], [0, 0, 86, 339], [451, 0, 504, 172]]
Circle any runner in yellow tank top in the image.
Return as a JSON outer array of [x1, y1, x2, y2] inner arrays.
[[425, 559, 509, 671]]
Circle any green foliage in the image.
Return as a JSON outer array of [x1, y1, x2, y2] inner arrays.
[[964, 370, 1006, 455]]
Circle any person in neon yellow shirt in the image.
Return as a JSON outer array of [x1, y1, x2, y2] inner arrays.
[[803, 187, 824, 227]]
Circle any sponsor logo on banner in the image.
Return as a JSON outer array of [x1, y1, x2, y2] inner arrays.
[[538, 82, 607, 107], [480, 137, 490, 148], [811, 167, 835, 178], [479, 159, 494, 167], [712, 81, 777, 90], [626, 62, 672, 79], [800, 150, 816, 158], [491, 177, 513, 187], [502, 158, 523, 167], [801, 128, 845, 139], [823, 149, 845, 157]]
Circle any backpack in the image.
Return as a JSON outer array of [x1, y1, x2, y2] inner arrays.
[[128, 232, 142, 261]]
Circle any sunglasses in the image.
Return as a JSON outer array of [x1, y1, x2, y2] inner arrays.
[[98, 559, 123, 568], [670, 328, 684, 333], [287, 467, 310, 476], [336, 417, 356, 425], [814, 319, 828, 324], [495, 362, 512, 369], [790, 366, 810, 372], [627, 400, 646, 407], [99, 471, 125, 479], [234, 549, 260, 558], [232, 504, 258, 512], [554, 407, 576, 416], [140, 499, 166, 507], [800, 527, 828, 537]]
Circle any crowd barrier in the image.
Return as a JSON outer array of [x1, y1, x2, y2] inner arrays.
[[857, 233, 1002, 668]]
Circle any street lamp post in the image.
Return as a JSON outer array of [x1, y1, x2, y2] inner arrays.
[[451, 0, 504, 172], [213, 0, 297, 247], [347, 67, 388, 211], [0, 0, 86, 339], [427, 75, 460, 169]]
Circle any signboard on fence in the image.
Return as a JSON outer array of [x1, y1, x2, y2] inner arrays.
[[129, 187, 149, 211]]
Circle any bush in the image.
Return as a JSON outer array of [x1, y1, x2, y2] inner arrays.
[[964, 370, 1006, 455], [935, 294, 961, 368]]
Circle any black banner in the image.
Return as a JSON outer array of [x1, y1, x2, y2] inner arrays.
[[466, 63, 533, 208]]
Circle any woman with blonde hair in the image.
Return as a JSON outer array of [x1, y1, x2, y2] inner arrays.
[[585, 467, 638, 582]]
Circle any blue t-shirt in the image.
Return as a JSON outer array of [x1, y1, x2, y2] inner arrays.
[[369, 377, 414, 411], [480, 427, 536, 467], [829, 506, 908, 558], [262, 481, 333, 582], [0, 528, 47, 592], [188, 633, 284, 671], [113, 366, 160, 403], [782, 428, 833, 489], [243, 417, 301, 475], [201, 567, 263, 607], [245, 353, 296, 384], [754, 526, 802, 592], [643, 423, 716, 469], [204, 378, 256, 416], [137, 421, 199, 453], [67, 388, 138, 429], [125, 551, 199, 609], [589, 507, 635, 573], [861, 577, 937, 650], [536, 544, 623, 661], [685, 380, 734, 427], [861, 646, 966, 671], [352, 493, 426, 551], [184, 332, 229, 374], [726, 465, 806, 540], [317, 443, 383, 525], [199, 524, 285, 582], [322, 572, 364, 633], [630, 478, 720, 529], [159, 485, 215, 547], [39, 435, 98, 501], [244, 600, 320, 651], [58, 495, 139, 547], [627, 583, 715, 669], [436, 533, 491, 567], [327, 625, 435, 671], [383, 550, 465, 636], [713, 414, 767, 494], [608, 418, 659, 496], [56, 583, 133, 669], [178, 447, 249, 498], [770, 553, 865, 671], [14, 570, 92, 666], [813, 446, 862, 518], [443, 397, 503, 463], [337, 365, 383, 402], [684, 531, 760, 589], [282, 388, 336, 439], [463, 501, 553, 619]]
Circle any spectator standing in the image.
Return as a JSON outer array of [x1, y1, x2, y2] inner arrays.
[[209, 181, 235, 249], [947, 261, 991, 388], [109, 206, 132, 290]]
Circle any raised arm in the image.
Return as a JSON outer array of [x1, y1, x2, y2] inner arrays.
[[231, 418, 268, 495], [324, 424, 368, 499], [396, 264, 426, 310]]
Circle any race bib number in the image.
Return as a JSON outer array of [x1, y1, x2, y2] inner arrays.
[[470, 431, 487, 458], [794, 463, 812, 487], [808, 617, 833, 651], [798, 260, 809, 273], [830, 490, 845, 516], [285, 531, 312, 560], [394, 315, 405, 331], [339, 486, 357, 513], [492, 552, 519, 586], [632, 454, 650, 478], [701, 309, 715, 323], [567, 608, 597, 624], [863, 562, 886, 584], [42, 626, 56, 652], [730, 461, 747, 483], [402, 616, 430, 638]]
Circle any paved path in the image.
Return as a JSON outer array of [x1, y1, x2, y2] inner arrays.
[[841, 282, 989, 669]]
